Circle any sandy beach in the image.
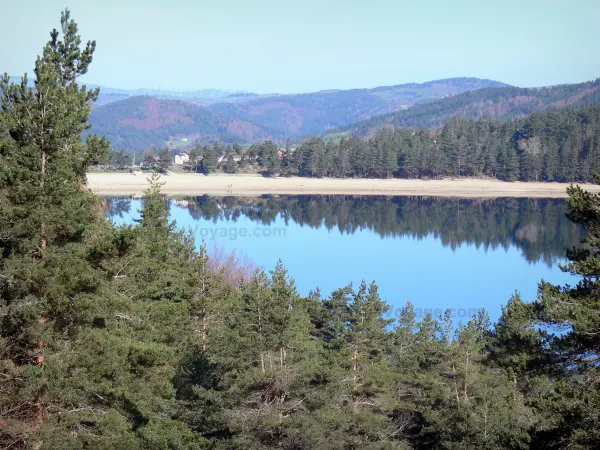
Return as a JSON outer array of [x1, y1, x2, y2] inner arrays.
[[86, 172, 600, 198]]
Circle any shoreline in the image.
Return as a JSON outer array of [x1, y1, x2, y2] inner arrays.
[[86, 172, 600, 198]]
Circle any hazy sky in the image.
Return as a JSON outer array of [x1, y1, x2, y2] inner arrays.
[[1, 0, 599, 93]]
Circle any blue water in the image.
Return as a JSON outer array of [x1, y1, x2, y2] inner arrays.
[[108, 196, 578, 323]]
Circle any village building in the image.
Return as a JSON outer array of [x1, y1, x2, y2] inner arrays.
[[174, 152, 190, 165]]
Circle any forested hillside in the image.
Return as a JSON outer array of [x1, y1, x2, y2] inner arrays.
[[207, 77, 508, 138], [332, 79, 600, 137], [2, 11, 600, 450], [88, 96, 278, 150], [88, 77, 507, 150], [87, 78, 600, 154], [255, 105, 600, 182], [168, 105, 600, 183]]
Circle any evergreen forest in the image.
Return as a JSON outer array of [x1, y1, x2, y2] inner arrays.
[[2, 11, 600, 450], [176, 107, 600, 183], [272, 109, 600, 181]]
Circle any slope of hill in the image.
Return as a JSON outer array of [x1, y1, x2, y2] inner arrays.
[[207, 77, 509, 138], [88, 96, 278, 150], [331, 78, 600, 137]]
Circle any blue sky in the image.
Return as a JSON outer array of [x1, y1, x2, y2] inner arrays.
[[1, 0, 599, 93]]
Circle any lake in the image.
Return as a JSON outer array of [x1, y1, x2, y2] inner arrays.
[[106, 195, 582, 323]]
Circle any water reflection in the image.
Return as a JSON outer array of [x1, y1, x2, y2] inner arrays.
[[106, 195, 583, 266], [106, 195, 583, 321]]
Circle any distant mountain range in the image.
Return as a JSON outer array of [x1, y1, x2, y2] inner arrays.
[[6, 76, 243, 106], [92, 86, 244, 106], [88, 77, 509, 149], [8, 74, 600, 151], [94, 87, 240, 99], [329, 79, 600, 138], [206, 78, 509, 139]]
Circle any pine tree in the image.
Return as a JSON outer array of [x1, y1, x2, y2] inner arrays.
[[0, 11, 112, 445], [0, 13, 207, 448], [201, 145, 218, 174], [402, 133, 421, 178], [187, 144, 203, 172], [383, 138, 399, 178], [232, 142, 243, 157], [335, 137, 351, 177], [421, 311, 533, 449], [399, 311, 448, 446], [263, 141, 280, 176], [529, 178, 600, 447], [136, 172, 172, 230], [237, 144, 250, 170], [298, 137, 324, 177], [0, 3, 109, 379], [324, 140, 336, 177], [488, 293, 548, 385], [502, 144, 520, 181], [465, 124, 483, 177], [142, 147, 158, 169], [440, 119, 460, 177], [388, 302, 428, 444], [0, 12, 108, 257], [207, 263, 323, 447], [349, 137, 369, 178], [483, 138, 500, 179], [559, 136, 580, 182], [157, 147, 172, 173], [543, 139, 559, 181], [346, 281, 394, 410], [224, 152, 237, 173]]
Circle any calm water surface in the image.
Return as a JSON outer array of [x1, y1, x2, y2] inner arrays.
[[106, 195, 582, 322]]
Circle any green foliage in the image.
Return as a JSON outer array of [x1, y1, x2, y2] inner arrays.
[[246, 140, 281, 176], [158, 148, 172, 173], [265, 106, 600, 182], [3, 8, 600, 450], [104, 148, 134, 170], [522, 179, 600, 448], [200, 144, 218, 174], [223, 151, 237, 174], [185, 145, 203, 173]]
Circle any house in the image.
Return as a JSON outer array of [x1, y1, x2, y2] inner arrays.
[[218, 154, 242, 163], [174, 153, 190, 165]]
